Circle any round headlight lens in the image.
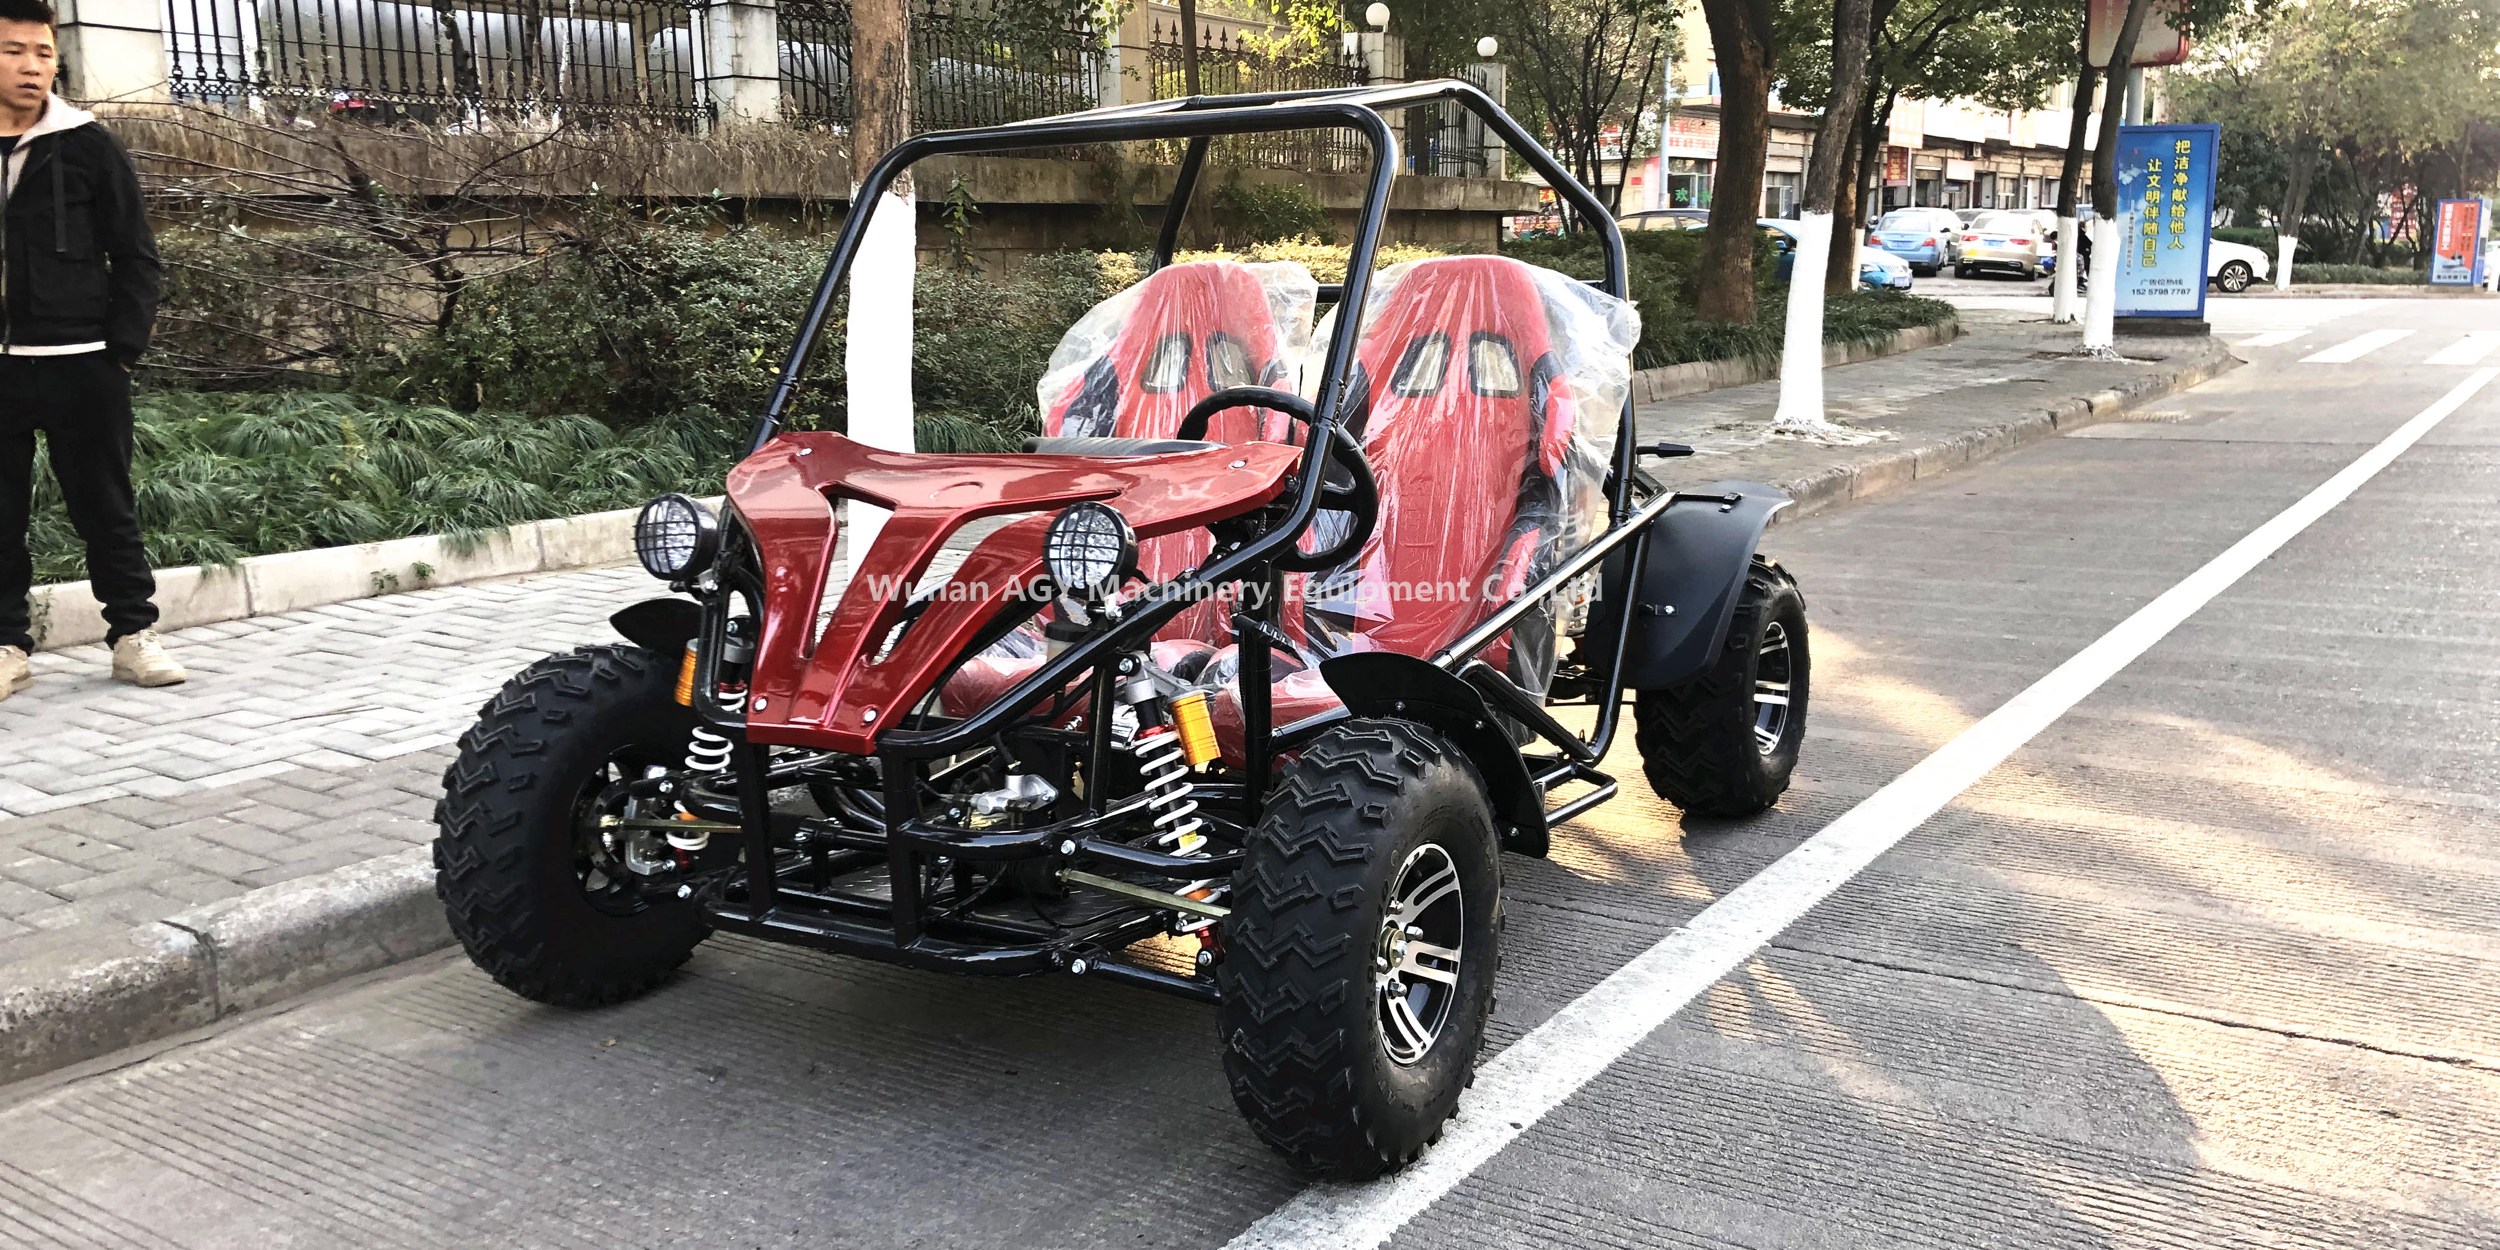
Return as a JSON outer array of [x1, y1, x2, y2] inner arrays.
[[1043, 502, 1136, 599], [634, 493, 720, 581]]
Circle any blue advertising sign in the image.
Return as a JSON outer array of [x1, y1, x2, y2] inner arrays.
[[2428, 198, 2486, 286], [2114, 123, 2219, 319]]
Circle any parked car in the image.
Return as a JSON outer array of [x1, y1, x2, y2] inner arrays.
[[1954, 210, 2050, 280], [1868, 207, 1965, 275], [1759, 219, 1915, 291], [2208, 239, 2268, 292], [1618, 208, 1711, 232]]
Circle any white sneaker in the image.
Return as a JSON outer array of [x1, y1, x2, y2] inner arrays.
[[0, 645, 27, 701], [111, 631, 187, 688]]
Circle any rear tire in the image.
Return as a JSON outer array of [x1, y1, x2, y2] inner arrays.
[[2217, 260, 2254, 293], [1218, 719, 1502, 1180], [435, 645, 711, 1006], [1635, 558, 1809, 818]]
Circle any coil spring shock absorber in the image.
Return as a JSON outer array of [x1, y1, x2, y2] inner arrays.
[[1130, 725, 1202, 848], [672, 726, 734, 851]]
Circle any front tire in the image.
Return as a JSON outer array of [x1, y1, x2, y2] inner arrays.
[[435, 645, 711, 1006], [1219, 720, 1502, 1180], [1635, 558, 1810, 817], [2217, 260, 2254, 293]]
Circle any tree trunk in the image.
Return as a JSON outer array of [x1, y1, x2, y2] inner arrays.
[[2050, 56, 2099, 323], [2084, 0, 2153, 352], [1828, 87, 1882, 293], [2276, 137, 2318, 289], [1179, 0, 1202, 96], [846, 0, 916, 572], [1696, 0, 1776, 323], [1773, 0, 1877, 430]]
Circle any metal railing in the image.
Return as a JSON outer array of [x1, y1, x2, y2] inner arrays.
[[1145, 24, 1367, 172], [779, 0, 1101, 132], [162, 0, 711, 128]]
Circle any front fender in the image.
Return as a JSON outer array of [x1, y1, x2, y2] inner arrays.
[[1317, 652, 1550, 857], [611, 597, 702, 655], [1599, 481, 1792, 690]]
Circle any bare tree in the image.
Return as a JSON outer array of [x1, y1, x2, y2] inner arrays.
[[1771, 0, 1877, 433], [1696, 0, 1776, 322]]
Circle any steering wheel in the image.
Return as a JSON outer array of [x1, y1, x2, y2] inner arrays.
[[1175, 387, 1377, 572]]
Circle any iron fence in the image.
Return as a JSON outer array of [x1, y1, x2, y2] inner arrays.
[[779, 0, 1101, 132], [162, 0, 711, 128], [1145, 24, 1367, 173]]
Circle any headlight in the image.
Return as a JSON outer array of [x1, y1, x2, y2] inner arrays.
[[1043, 501, 1135, 599], [634, 493, 720, 581]]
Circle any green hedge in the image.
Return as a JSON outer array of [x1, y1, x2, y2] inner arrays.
[[2291, 264, 2429, 285]]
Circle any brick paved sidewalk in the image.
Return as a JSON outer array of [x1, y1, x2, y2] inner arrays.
[[0, 309, 2221, 987]]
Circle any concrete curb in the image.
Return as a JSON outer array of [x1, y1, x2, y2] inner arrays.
[[0, 329, 2236, 1090], [0, 848, 444, 1085], [25, 322, 1961, 654]]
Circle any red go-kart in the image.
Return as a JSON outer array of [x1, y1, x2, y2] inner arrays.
[[432, 82, 1809, 1179]]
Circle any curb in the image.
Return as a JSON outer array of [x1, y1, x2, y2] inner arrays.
[[25, 322, 1962, 654], [1766, 335, 2241, 526], [0, 330, 2235, 1090], [0, 848, 444, 1086]]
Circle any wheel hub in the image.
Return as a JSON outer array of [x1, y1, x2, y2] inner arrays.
[[1752, 619, 1794, 756], [1376, 843, 1465, 1066]]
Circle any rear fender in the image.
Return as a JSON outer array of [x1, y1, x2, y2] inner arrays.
[[1317, 652, 1549, 857], [611, 598, 703, 655], [1601, 481, 1792, 690]]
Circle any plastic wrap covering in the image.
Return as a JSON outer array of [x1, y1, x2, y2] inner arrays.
[[1037, 259, 1318, 444], [1291, 255, 1636, 695]]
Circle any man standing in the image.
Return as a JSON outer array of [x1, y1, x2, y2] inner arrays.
[[0, 0, 181, 700]]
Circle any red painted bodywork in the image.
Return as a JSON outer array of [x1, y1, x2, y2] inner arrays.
[[726, 431, 1301, 753]]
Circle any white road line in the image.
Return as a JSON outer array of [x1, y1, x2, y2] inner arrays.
[[2302, 328, 2415, 364], [2425, 331, 2500, 367], [1226, 367, 2500, 1250], [2234, 330, 2306, 349]]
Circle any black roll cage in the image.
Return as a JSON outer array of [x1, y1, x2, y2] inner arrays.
[[699, 81, 1720, 984]]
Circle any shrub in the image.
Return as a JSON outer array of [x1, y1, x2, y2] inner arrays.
[[1212, 180, 1336, 246], [28, 391, 717, 583], [2291, 264, 2428, 285], [1174, 237, 1454, 284]]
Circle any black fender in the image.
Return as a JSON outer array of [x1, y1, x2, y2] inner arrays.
[[1598, 480, 1793, 690], [611, 598, 703, 655], [1317, 652, 1550, 858]]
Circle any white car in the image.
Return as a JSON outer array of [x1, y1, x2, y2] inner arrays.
[[2208, 239, 2269, 293]]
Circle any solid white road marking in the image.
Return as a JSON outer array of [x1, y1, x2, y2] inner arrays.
[[2302, 328, 2415, 364], [2425, 331, 2500, 367], [1225, 368, 2500, 1250], [2234, 330, 2305, 349]]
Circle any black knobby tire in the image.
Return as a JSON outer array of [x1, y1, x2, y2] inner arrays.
[[1218, 719, 1503, 1180], [435, 645, 711, 1006], [1634, 557, 1810, 818], [2217, 260, 2254, 293]]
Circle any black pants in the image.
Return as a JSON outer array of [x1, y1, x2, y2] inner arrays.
[[1, 352, 156, 651]]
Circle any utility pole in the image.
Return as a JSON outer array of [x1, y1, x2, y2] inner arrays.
[[845, 0, 915, 577]]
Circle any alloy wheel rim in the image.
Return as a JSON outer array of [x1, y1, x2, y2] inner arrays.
[[1752, 620, 1794, 756], [1376, 843, 1465, 1066]]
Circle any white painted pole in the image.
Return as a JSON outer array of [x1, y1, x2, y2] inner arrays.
[[2275, 234, 2296, 292], [1772, 210, 1837, 431], [2082, 216, 2120, 355], [2051, 216, 2080, 321], [843, 186, 917, 581]]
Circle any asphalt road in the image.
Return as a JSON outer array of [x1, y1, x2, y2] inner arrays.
[[4, 297, 2496, 1249]]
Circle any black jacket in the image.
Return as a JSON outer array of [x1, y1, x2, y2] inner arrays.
[[3, 98, 161, 362]]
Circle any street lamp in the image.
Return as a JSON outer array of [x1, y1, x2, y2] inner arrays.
[[1477, 36, 1499, 59], [1366, 3, 1391, 30]]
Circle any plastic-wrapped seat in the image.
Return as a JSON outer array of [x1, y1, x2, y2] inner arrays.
[[1201, 255, 1634, 754], [938, 260, 1317, 717]]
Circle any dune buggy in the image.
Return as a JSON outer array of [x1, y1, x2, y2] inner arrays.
[[433, 81, 1809, 1179]]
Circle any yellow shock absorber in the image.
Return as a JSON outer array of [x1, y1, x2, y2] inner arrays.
[[673, 640, 698, 707], [1170, 690, 1218, 769]]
